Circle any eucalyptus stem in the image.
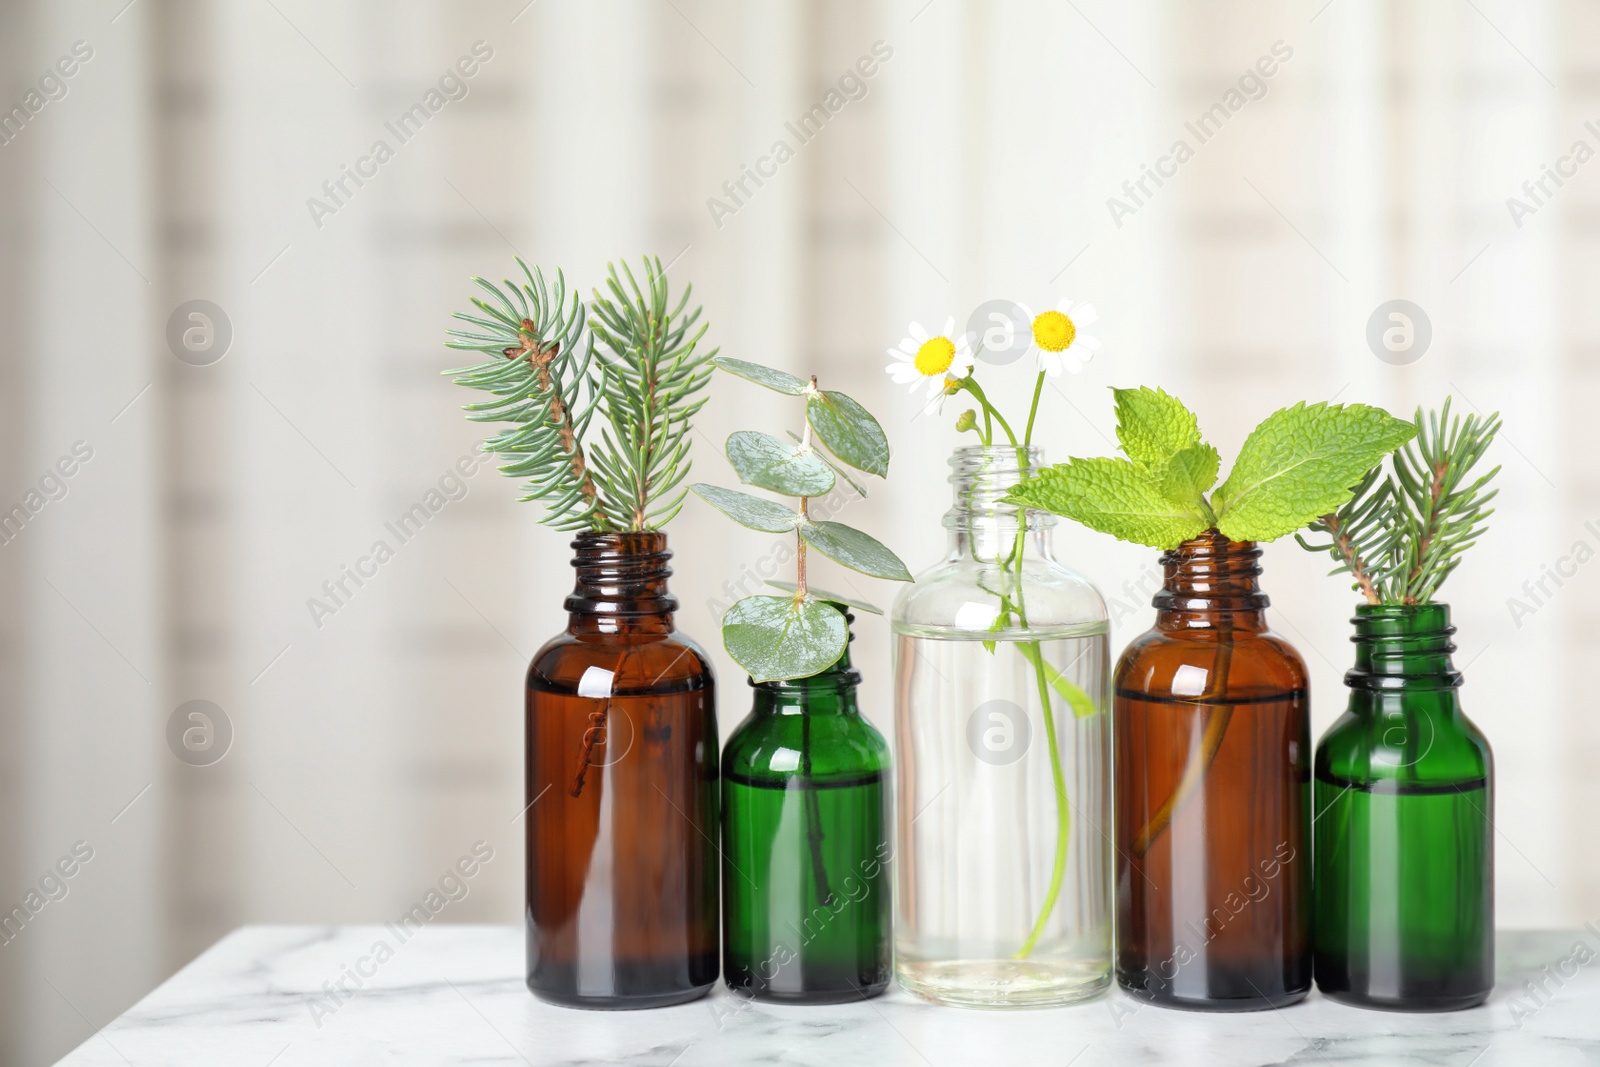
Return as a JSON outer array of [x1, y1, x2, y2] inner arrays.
[[795, 374, 832, 902]]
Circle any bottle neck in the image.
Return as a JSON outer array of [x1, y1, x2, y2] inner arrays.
[[1154, 530, 1268, 631], [1346, 603, 1461, 693], [943, 444, 1056, 562], [565, 530, 676, 637], [751, 614, 861, 715]]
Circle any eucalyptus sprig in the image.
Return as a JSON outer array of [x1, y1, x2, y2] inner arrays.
[[691, 358, 911, 682], [1006, 387, 1418, 548], [1297, 398, 1500, 604], [444, 255, 715, 532]]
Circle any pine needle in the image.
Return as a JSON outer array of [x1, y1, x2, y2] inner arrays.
[[1297, 397, 1501, 604]]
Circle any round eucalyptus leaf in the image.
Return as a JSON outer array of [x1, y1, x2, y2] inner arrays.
[[764, 580, 883, 615], [726, 431, 836, 497], [806, 390, 890, 477], [722, 595, 848, 682], [785, 430, 867, 497], [798, 520, 913, 581], [690, 483, 801, 533], [714, 356, 810, 396]]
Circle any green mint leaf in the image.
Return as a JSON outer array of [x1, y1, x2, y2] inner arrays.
[[764, 580, 883, 615], [1005, 458, 1211, 549], [725, 431, 836, 497], [1159, 443, 1221, 503], [1212, 402, 1418, 543], [798, 521, 913, 581], [689, 483, 801, 533], [806, 391, 890, 477], [714, 356, 809, 395], [1114, 386, 1202, 470], [722, 595, 847, 681]]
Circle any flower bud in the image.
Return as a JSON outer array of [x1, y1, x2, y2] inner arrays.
[[955, 409, 978, 433]]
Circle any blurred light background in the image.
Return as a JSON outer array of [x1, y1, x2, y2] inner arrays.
[[0, 0, 1590, 1062]]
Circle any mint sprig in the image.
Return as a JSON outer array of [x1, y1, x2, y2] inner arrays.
[[1006, 387, 1416, 548]]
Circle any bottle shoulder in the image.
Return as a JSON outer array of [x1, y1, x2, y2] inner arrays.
[[1115, 623, 1308, 698], [723, 708, 890, 781], [891, 556, 1108, 636], [529, 627, 715, 694], [1317, 693, 1493, 784]]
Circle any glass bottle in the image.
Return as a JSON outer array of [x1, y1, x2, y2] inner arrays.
[[891, 445, 1111, 1008], [721, 610, 892, 1003], [1115, 531, 1311, 1010], [1314, 603, 1493, 1011], [524, 531, 719, 1009]]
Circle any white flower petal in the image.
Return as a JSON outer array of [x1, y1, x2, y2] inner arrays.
[[909, 322, 929, 344], [1071, 304, 1099, 328], [941, 316, 956, 339], [1077, 334, 1102, 351], [887, 364, 921, 383]]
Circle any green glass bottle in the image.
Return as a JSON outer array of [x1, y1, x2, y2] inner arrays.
[[721, 614, 892, 1003], [1314, 603, 1493, 1010]]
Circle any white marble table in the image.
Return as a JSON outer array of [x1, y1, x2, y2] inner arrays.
[[57, 925, 1600, 1065]]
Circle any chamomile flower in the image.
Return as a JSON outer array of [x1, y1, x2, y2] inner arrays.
[[1025, 298, 1100, 377], [886, 319, 975, 399]]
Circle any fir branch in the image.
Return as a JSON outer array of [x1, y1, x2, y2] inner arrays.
[[1297, 398, 1500, 605], [1390, 398, 1501, 603], [587, 256, 717, 531], [445, 261, 607, 531]]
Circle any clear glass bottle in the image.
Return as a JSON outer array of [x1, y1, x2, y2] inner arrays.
[[1314, 603, 1493, 1011], [890, 445, 1111, 1008], [721, 611, 892, 1003], [1114, 531, 1311, 1010], [524, 531, 719, 1009]]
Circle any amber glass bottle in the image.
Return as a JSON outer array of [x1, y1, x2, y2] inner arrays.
[[525, 531, 719, 1009], [1114, 531, 1311, 1010]]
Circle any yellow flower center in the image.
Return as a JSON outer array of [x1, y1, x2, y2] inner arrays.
[[1032, 310, 1076, 352], [914, 336, 957, 376]]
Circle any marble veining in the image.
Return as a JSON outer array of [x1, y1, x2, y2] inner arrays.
[[54, 926, 1600, 1065]]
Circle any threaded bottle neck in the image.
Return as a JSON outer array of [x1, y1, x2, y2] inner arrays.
[[565, 531, 676, 632], [1154, 530, 1268, 624], [943, 445, 1055, 561], [944, 445, 1053, 526], [1347, 603, 1461, 691]]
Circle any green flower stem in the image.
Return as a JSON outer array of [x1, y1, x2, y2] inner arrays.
[[958, 378, 1017, 446], [1011, 370, 1073, 958], [956, 369, 1076, 958], [1023, 371, 1046, 445], [1016, 640, 1070, 959]]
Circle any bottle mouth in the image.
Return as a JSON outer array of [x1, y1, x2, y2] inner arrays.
[[750, 664, 862, 693], [1351, 602, 1453, 636], [1346, 602, 1460, 688], [565, 530, 677, 616], [1153, 530, 1267, 611], [945, 444, 1055, 527]]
